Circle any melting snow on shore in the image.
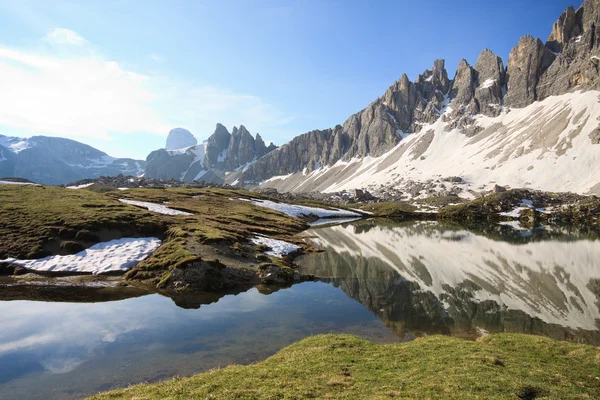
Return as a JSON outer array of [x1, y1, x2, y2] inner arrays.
[[0, 180, 38, 185], [250, 236, 300, 257], [66, 183, 94, 189], [240, 198, 362, 219], [3, 238, 162, 274], [119, 199, 193, 216]]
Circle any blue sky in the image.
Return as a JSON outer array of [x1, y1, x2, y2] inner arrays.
[[0, 0, 575, 159]]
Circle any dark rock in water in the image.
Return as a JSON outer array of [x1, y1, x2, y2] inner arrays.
[[257, 264, 303, 285], [166, 259, 257, 291], [165, 128, 197, 150]]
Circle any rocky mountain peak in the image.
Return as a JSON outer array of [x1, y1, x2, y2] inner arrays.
[[547, 6, 581, 53], [255, 133, 268, 158], [204, 123, 231, 169], [165, 128, 197, 150], [473, 49, 506, 117], [504, 35, 555, 108], [225, 125, 260, 170]]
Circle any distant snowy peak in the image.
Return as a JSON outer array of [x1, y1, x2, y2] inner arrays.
[[165, 128, 197, 150], [0, 135, 33, 153], [0, 134, 145, 185]]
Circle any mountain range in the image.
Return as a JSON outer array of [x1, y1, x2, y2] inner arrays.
[[2, 0, 600, 195]]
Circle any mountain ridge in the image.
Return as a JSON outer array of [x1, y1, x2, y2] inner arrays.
[[232, 0, 600, 195], [0, 134, 145, 185]]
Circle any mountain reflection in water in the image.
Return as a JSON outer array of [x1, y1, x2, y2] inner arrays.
[[297, 220, 600, 344]]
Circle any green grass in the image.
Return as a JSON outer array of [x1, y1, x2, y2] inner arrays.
[[0, 185, 310, 286], [88, 333, 600, 399], [0, 185, 166, 259]]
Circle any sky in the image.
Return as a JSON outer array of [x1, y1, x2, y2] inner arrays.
[[0, 0, 576, 159]]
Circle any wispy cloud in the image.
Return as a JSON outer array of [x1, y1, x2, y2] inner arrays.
[[44, 28, 88, 46], [148, 52, 165, 63], [0, 28, 293, 147]]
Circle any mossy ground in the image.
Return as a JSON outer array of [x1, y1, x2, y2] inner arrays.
[[88, 333, 600, 400], [0, 185, 166, 259], [0, 185, 311, 286]]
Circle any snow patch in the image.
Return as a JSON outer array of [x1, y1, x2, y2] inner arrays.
[[240, 198, 362, 219], [66, 183, 94, 189], [0, 180, 37, 185], [119, 199, 193, 216], [479, 78, 496, 89], [3, 238, 161, 275], [250, 236, 300, 257]]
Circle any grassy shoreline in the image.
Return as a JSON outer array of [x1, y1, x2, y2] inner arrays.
[[88, 333, 600, 399]]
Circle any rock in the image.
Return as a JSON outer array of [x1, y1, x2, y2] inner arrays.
[[449, 59, 477, 106], [493, 184, 507, 193], [590, 127, 600, 144], [204, 123, 231, 169], [257, 264, 302, 284], [166, 259, 256, 291], [145, 148, 196, 180], [444, 60, 482, 131], [546, 6, 580, 53], [255, 133, 268, 158], [224, 126, 259, 170], [165, 128, 197, 150], [383, 73, 422, 133], [474, 49, 506, 117], [350, 189, 374, 202], [537, 1, 600, 100], [504, 36, 555, 108]]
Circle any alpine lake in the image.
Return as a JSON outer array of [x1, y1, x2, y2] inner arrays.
[[1, 219, 599, 399]]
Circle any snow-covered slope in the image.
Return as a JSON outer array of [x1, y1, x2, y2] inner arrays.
[[257, 91, 600, 196], [303, 221, 600, 331], [0, 134, 145, 185]]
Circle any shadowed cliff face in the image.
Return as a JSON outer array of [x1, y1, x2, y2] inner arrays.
[[297, 220, 600, 344]]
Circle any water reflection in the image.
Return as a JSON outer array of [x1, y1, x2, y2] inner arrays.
[[297, 220, 600, 344], [0, 282, 396, 400]]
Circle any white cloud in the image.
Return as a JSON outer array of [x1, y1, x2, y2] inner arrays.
[[148, 52, 165, 63], [0, 47, 171, 140], [44, 28, 88, 46], [0, 28, 293, 149]]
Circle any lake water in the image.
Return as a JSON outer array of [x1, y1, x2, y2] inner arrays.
[[1, 220, 599, 399]]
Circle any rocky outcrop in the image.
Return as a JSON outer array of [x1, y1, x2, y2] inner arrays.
[[537, 1, 600, 100], [444, 59, 479, 130], [225, 126, 257, 170], [145, 148, 197, 180], [474, 49, 506, 117], [204, 123, 231, 169], [504, 36, 555, 108], [255, 133, 268, 157], [242, 59, 457, 183], [546, 6, 581, 53], [145, 124, 277, 182], [165, 128, 197, 150]]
